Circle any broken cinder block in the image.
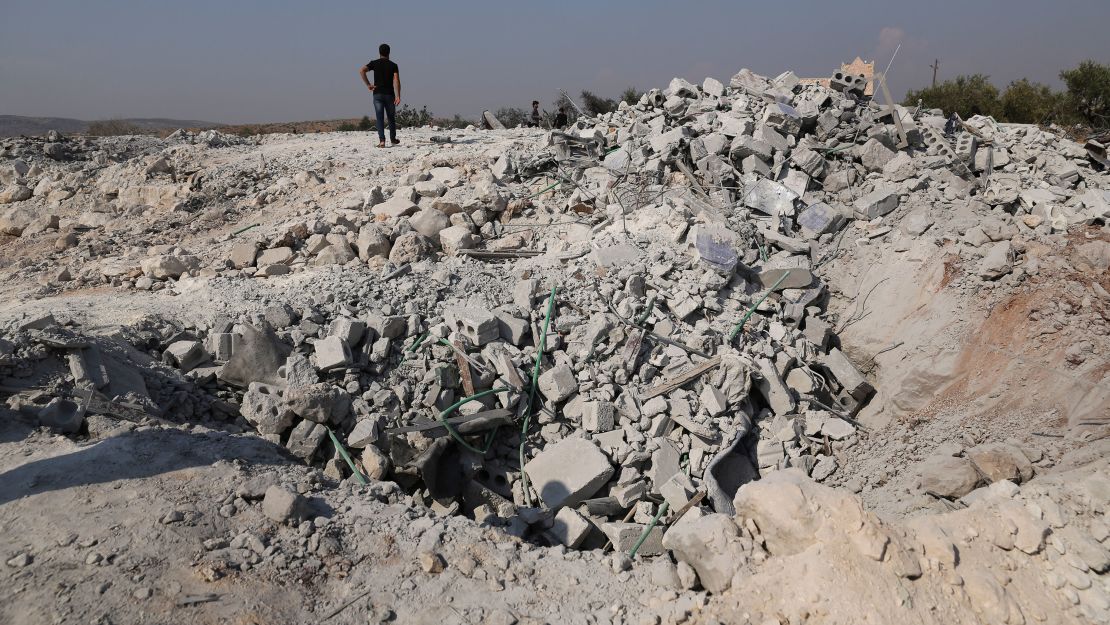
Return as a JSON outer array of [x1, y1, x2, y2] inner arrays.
[[523, 437, 614, 509], [445, 306, 499, 346]]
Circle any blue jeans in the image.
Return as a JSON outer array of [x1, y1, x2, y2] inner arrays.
[[373, 93, 397, 142]]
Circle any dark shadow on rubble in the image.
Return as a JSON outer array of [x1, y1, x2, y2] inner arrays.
[[0, 423, 291, 506], [306, 496, 336, 519], [0, 413, 33, 445]]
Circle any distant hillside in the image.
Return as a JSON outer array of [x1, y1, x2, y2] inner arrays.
[[219, 119, 364, 136], [0, 115, 222, 137]]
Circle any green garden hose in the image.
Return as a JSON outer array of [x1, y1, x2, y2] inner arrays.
[[520, 286, 558, 507], [727, 270, 791, 341]]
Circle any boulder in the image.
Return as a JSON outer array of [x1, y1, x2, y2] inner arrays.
[[262, 485, 309, 523], [0, 185, 32, 205], [966, 442, 1034, 484], [357, 224, 391, 260], [733, 469, 919, 579], [388, 232, 435, 264], [410, 208, 451, 240], [439, 225, 477, 256], [977, 242, 1013, 280], [140, 255, 188, 280], [284, 383, 350, 424], [662, 514, 746, 593], [917, 454, 980, 498], [0, 205, 37, 235], [219, 324, 290, 387]]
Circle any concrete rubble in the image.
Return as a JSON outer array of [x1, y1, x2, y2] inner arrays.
[[1, 63, 1108, 625]]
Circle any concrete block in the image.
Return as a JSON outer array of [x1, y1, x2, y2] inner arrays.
[[797, 202, 845, 238], [513, 278, 540, 308], [660, 472, 696, 509], [229, 242, 258, 268], [791, 147, 827, 178], [445, 306, 499, 346], [357, 224, 392, 259], [495, 312, 529, 346], [68, 346, 109, 389], [240, 382, 294, 435], [524, 437, 614, 509], [821, 347, 872, 400], [701, 385, 727, 416], [285, 382, 350, 424], [741, 154, 771, 177], [165, 340, 208, 372], [729, 135, 773, 162], [763, 102, 801, 135], [285, 419, 327, 461], [830, 70, 867, 95], [219, 324, 289, 387], [602, 522, 664, 556], [662, 513, 745, 592], [538, 364, 577, 403], [583, 401, 616, 433], [702, 76, 725, 97], [329, 317, 366, 346], [592, 243, 640, 267], [689, 224, 739, 274], [821, 417, 855, 440], [802, 317, 831, 350], [852, 187, 899, 219], [594, 430, 626, 456], [857, 138, 896, 172], [207, 332, 235, 361], [780, 168, 810, 196], [717, 115, 754, 138], [955, 133, 978, 164], [549, 507, 591, 548], [347, 419, 379, 448], [744, 178, 798, 216], [648, 439, 682, 493], [649, 126, 694, 156], [612, 480, 649, 507], [410, 207, 451, 239], [314, 336, 353, 371], [754, 358, 795, 416], [366, 313, 406, 339]]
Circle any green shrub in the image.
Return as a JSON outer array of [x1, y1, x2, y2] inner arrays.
[[903, 74, 1001, 118], [1060, 60, 1110, 127]]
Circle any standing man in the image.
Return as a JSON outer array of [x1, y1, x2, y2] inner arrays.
[[529, 101, 541, 127], [554, 106, 568, 129], [360, 44, 401, 147]]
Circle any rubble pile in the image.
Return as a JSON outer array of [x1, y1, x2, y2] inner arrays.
[[2, 63, 1109, 614]]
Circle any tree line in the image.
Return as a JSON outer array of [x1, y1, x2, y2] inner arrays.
[[902, 60, 1109, 128]]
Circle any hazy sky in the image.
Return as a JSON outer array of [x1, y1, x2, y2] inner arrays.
[[2, 0, 1107, 124]]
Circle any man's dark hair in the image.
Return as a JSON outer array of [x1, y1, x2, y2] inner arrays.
[[379, 43, 390, 57], [532, 100, 539, 106]]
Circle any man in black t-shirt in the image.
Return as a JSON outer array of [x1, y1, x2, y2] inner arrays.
[[359, 43, 401, 147], [529, 101, 541, 127], [554, 106, 569, 129]]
